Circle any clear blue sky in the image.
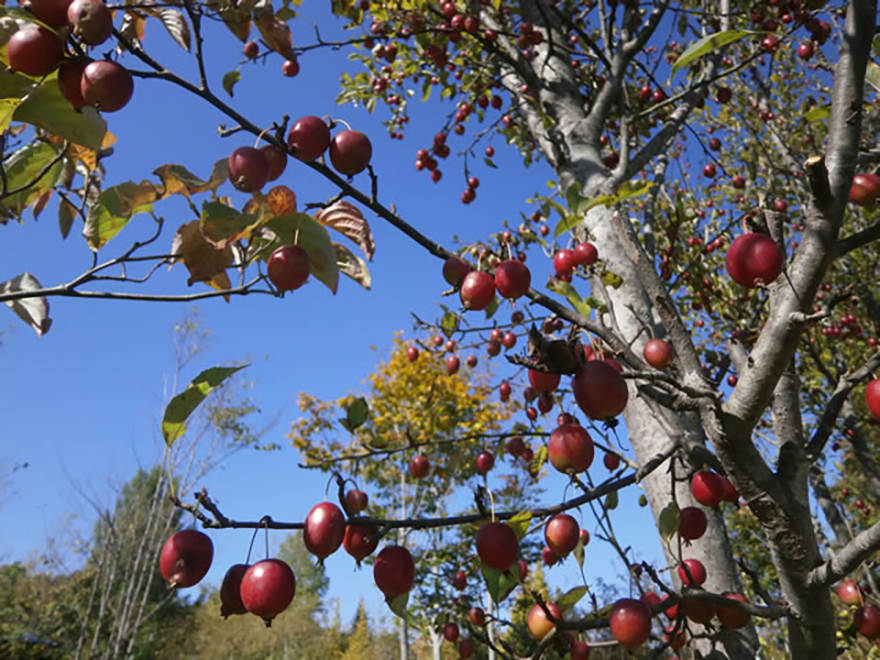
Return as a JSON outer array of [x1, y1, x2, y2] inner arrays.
[[0, 2, 664, 626]]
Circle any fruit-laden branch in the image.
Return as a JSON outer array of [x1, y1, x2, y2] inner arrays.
[[808, 518, 880, 588], [178, 442, 679, 530], [297, 431, 550, 469], [804, 351, 880, 460]]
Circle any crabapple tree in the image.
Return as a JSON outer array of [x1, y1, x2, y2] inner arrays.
[[1, 0, 879, 657]]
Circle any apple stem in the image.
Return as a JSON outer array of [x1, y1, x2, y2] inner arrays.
[[487, 486, 496, 522], [333, 118, 353, 132], [245, 525, 260, 565], [253, 126, 272, 148], [263, 517, 270, 559]]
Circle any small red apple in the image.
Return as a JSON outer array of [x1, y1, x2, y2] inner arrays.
[[475, 451, 495, 474], [691, 471, 726, 508], [850, 173, 880, 206], [460, 271, 496, 310], [836, 579, 862, 606], [287, 116, 331, 162], [80, 60, 134, 112], [725, 233, 783, 288], [219, 563, 249, 618], [228, 146, 270, 193], [8, 27, 64, 77], [160, 529, 213, 588], [866, 379, 880, 419], [679, 507, 707, 541], [548, 423, 594, 474], [544, 513, 580, 556], [678, 558, 707, 586], [572, 361, 628, 419], [374, 546, 415, 597], [717, 592, 751, 629], [303, 502, 346, 559], [527, 602, 561, 640], [643, 339, 674, 368], [329, 129, 373, 175], [476, 521, 519, 572], [343, 524, 379, 561], [267, 245, 310, 292], [240, 558, 296, 625], [409, 455, 430, 479], [494, 259, 531, 300], [855, 606, 880, 639], [609, 598, 652, 649]]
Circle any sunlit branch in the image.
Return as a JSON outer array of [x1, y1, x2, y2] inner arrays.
[[808, 518, 880, 588]]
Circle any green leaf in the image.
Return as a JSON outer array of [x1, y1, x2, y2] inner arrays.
[[162, 365, 248, 447], [547, 279, 592, 318], [583, 296, 608, 313], [605, 490, 619, 510], [386, 591, 409, 619], [566, 184, 589, 215], [345, 397, 370, 430], [804, 104, 831, 123], [0, 70, 108, 150], [555, 181, 653, 238], [658, 501, 681, 540], [200, 201, 258, 248], [83, 181, 159, 251], [0, 142, 64, 220], [58, 197, 76, 239], [671, 30, 752, 75], [222, 69, 241, 98], [558, 586, 588, 614], [865, 62, 880, 94], [506, 511, 531, 541], [573, 537, 584, 569], [441, 310, 459, 338], [0, 98, 22, 133], [484, 296, 499, 319], [600, 268, 624, 289], [532, 444, 548, 473], [481, 563, 519, 603], [484, 157, 497, 169], [262, 213, 340, 294]]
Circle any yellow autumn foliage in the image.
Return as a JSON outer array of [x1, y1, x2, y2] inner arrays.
[[288, 333, 515, 504]]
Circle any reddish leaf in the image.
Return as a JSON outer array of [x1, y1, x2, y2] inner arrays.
[[267, 185, 298, 218], [315, 200, 375, 259]]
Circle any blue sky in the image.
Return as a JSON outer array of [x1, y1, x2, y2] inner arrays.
[[0, 1, 665, 626]]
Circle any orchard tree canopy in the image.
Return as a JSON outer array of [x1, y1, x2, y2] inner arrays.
[[1, 0, 880, 657]]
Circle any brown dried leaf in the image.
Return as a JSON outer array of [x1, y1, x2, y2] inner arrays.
[[120, 11, 147, 41], [267, 185, 297, 218], [253, 0, 295, 60], [334, 242, 371, 289], [315, 200, 375, 260], [170, 221, 234, 291]]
